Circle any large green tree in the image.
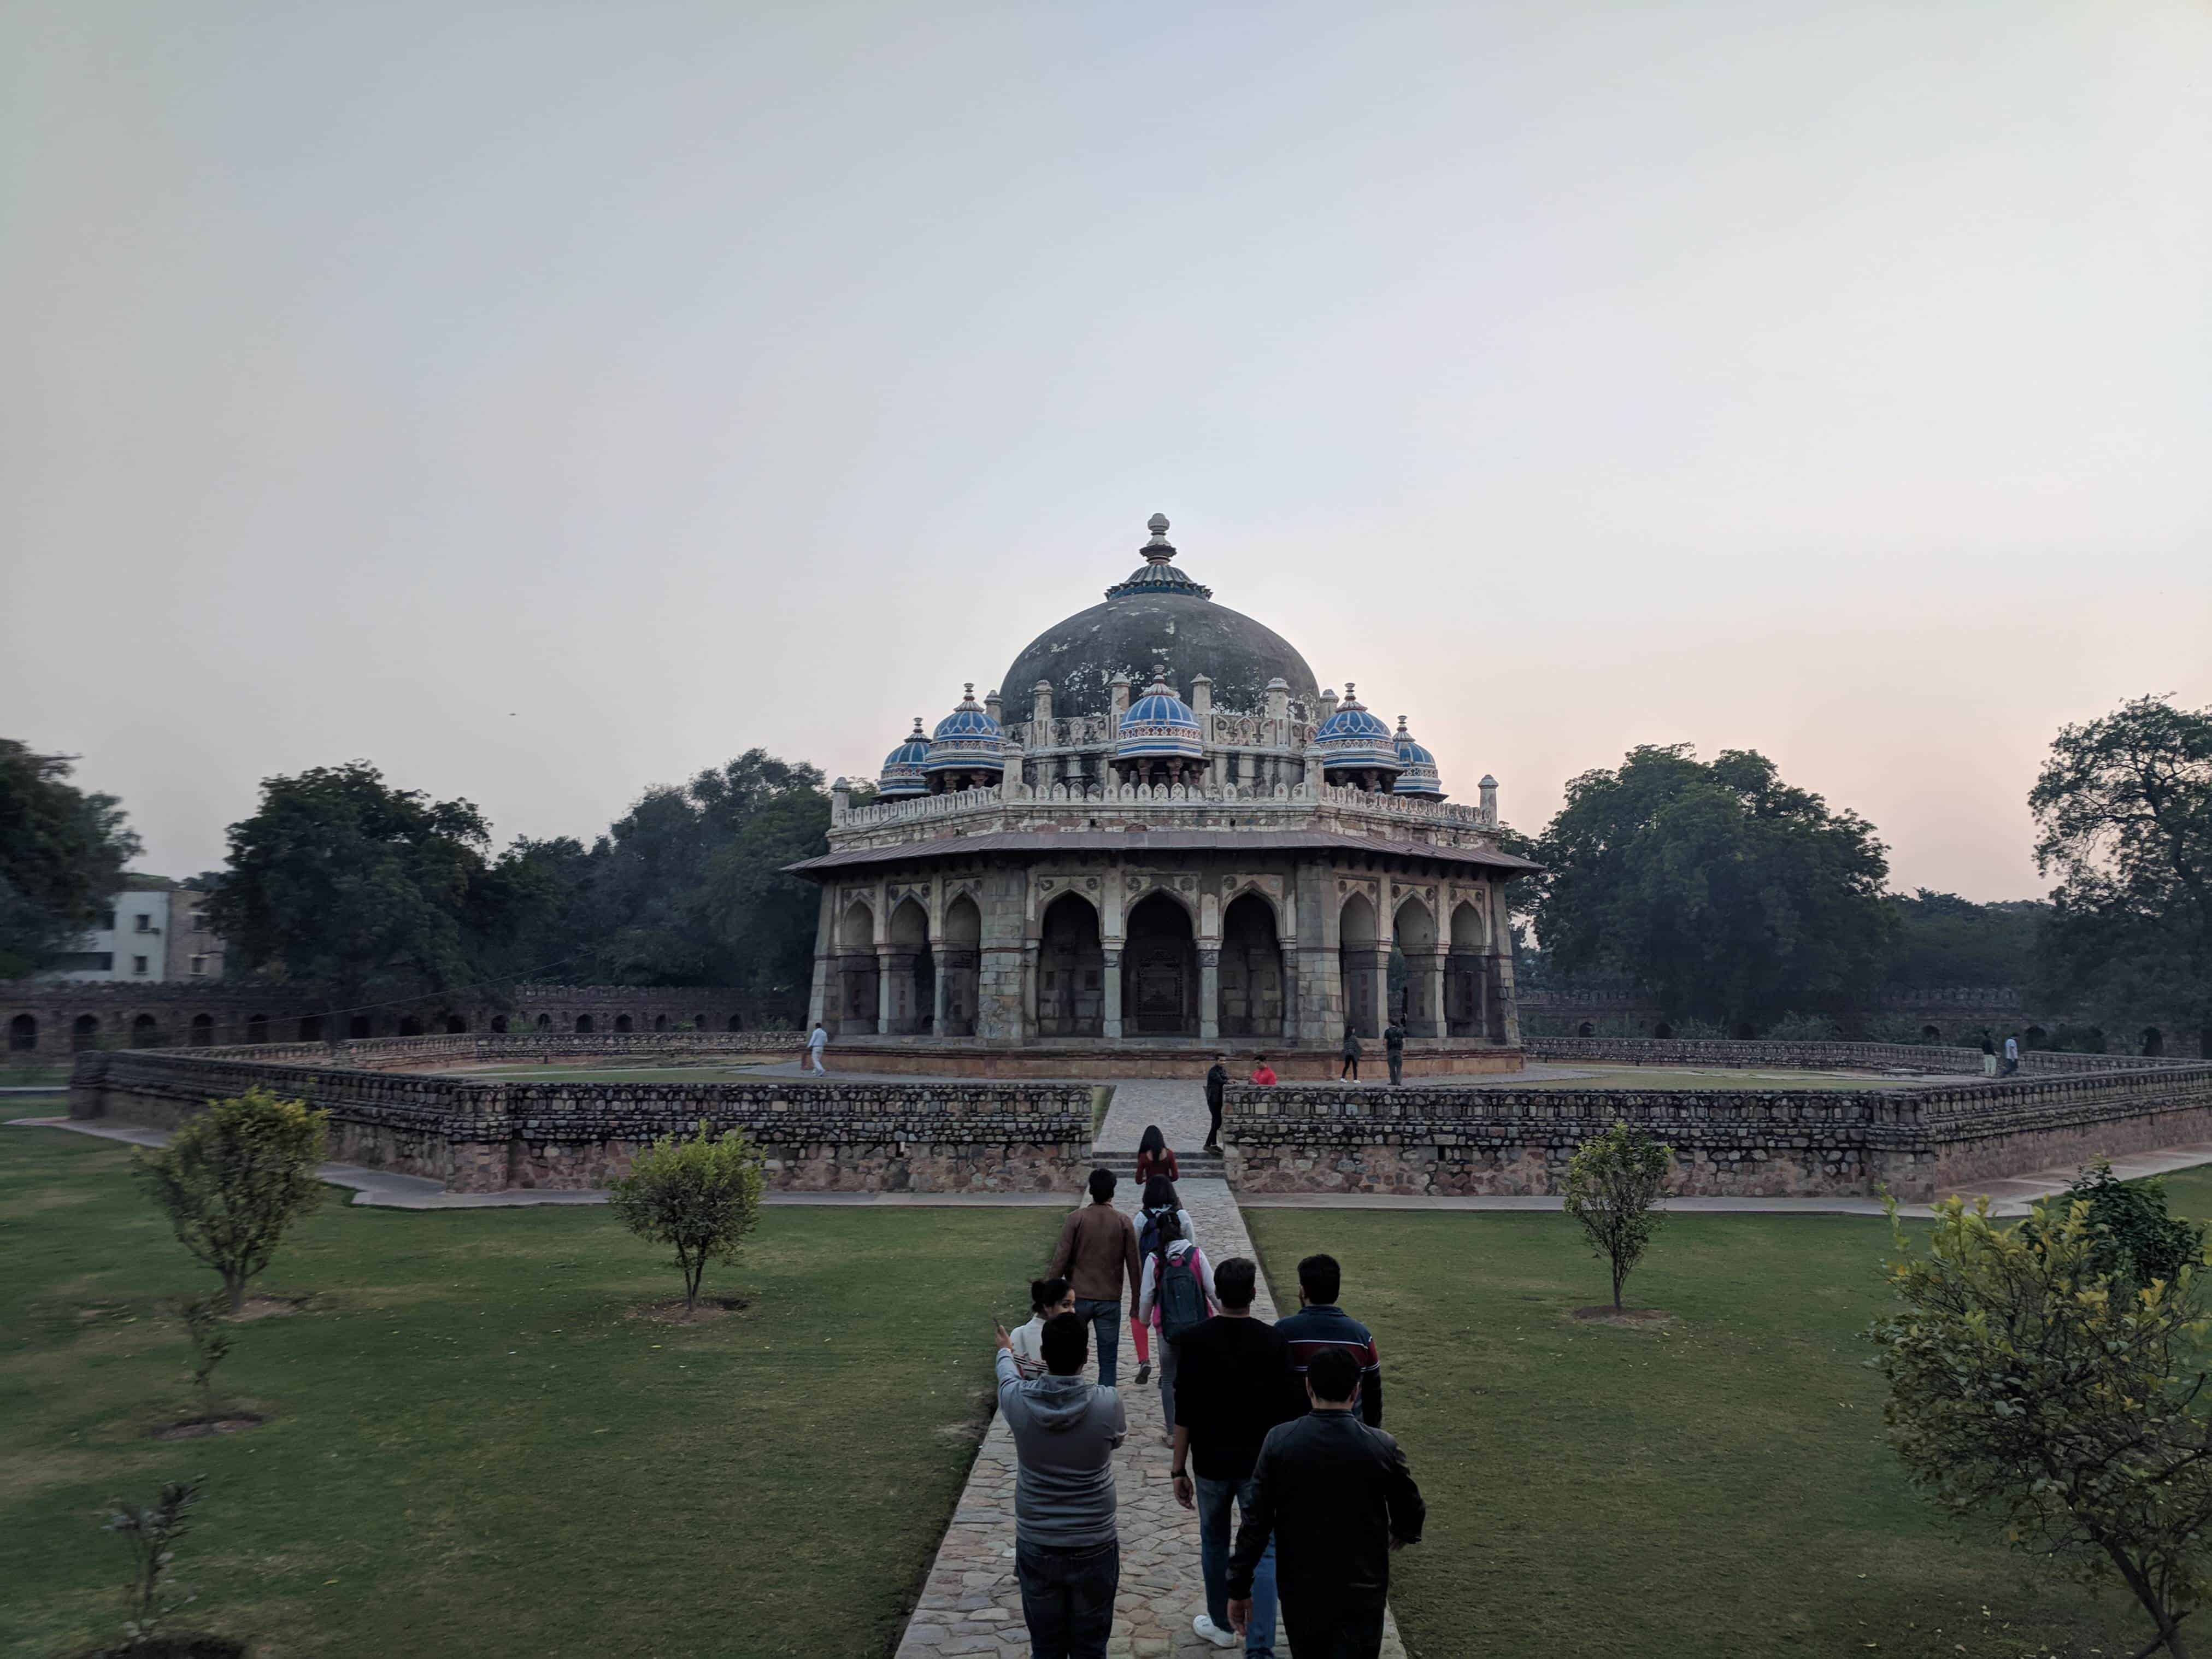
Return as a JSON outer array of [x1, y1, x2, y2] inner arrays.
[[1883, 889, 2048, 990], [207, 762, 532, 1007], [0, 740, 142, 977], [2030, 696, 2212, 1056], [1533, 745, 1892, 1026]]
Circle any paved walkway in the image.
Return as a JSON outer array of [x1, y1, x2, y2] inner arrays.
[[895, 1081, 1406, 1658]]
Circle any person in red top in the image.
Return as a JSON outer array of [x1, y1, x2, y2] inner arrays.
[[1250, 1056, 1278, 1086], [1136, 1124, 1179, 1185]]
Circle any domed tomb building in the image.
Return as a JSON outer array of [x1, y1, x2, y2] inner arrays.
[[787, 515, 1536, 1076]]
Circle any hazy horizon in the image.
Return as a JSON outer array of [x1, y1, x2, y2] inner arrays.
[[7, 2, 2208, 901]]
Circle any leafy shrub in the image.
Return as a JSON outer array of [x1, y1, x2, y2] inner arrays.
[[610, 1120, 766, 1315], [138, 1087, 329, 1313], [104, 1476, 205, 1649], [1562, 1122, 1672, 1309], [2049, 1156, 2205, 1292]]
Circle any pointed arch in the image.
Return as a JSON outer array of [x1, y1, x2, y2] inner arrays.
[[1219, 891, 1283, 1038], [1339, 891, 1381, 1038], [1123, 891, 1198, 1037], [941, 892, 983, 1037], [1038, 891, 1104, 1038]]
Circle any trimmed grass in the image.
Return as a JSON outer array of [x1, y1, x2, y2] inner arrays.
[[0, 1122, 1059, 1658], [1244, 1205, 2157, 1659]]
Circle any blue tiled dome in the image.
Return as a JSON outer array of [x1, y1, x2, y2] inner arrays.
[[1315, 684, 1402, 775], [878, 718, 932, 798], [923, 684, 1005, 777], [1117, 675, 1204, 762], [1391, 715, 1445, 801]]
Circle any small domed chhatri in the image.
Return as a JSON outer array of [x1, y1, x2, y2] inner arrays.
[[922, 684, 1003, 790], [787, 512, 1536, 1077], [877, 719, 932, 798], [1392, 716, 1445, 802], [1115, 668, 1204, 780]]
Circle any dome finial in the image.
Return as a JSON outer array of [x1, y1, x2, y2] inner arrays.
[[1142, 513, 1175, 566]]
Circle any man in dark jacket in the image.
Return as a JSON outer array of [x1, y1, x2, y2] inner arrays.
[[1226, 1348, 1425, 1659], [996, 1311, 1129, 1658], [1170, 1256, 1297, 1654], [1382, 1018, 1405, 1086], [1274, 1253, 1384, 1427], [1203, 1054, 1229, 1152]]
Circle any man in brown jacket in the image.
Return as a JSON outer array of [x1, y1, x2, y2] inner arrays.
[[1050, 1169, 1142, 1387]]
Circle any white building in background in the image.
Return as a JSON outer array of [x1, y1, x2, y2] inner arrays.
[[43, 884, 225, 983]]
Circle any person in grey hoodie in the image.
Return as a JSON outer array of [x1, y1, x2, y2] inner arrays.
[[994, 1310, 1129, 1658]]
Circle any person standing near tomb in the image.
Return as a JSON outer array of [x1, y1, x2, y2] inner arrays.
[[1250, 1056, 1278, 1086], [1274, 1254, 1385, 1428], [994, 1313, 1128, 1658], [1203, 1054, 1229, 1152], [807, 1020, 829, 1074], [2004, 1032, 2021, 1075], [1136, 1123, 1179, 1184], [1050, 1170, 1143, 1387], [1980, 1032, 1997, 1078], [1382, 1017, 1405, 1086], [1225, 1348, 1426, 1659], [1012, 1276, 1075, 1381], [1339, 1028, 1362, 1081], [1172, 1255, 1297, 1656]]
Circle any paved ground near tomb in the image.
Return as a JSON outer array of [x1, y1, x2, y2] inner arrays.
[[895, 1081, 1409, 1658]]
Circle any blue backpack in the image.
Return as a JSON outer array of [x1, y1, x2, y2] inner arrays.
[[1137, 1203, 1176, 1260]]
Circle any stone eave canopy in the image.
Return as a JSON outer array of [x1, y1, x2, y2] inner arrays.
[[785, 830, 1542, 879]]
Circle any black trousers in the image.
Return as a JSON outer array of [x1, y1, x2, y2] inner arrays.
[[1205, 1092, 1223, 1144], [1341, 1056, 1359, 1079], [1386, 1052, 1403, 1085], [1016, 1537, 1119, 1658], [1281, 1595, 1387, 1659]]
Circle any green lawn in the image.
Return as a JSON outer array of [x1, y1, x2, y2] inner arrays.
[[0, 1121, 1059, 1659], [1245, 1202, 2180, 1659]]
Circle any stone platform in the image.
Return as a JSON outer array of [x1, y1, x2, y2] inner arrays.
[[819, 1037, 1524, 1080]]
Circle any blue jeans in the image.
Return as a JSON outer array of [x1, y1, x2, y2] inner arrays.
[[1015, 1537, 1119, 1659], [1073, 1297, 1122, 1386], [1197, 1472, 1277, 1657]]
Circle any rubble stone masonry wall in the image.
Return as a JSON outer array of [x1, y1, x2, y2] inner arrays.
[[1225, 1063, 2212, 1201], [69, 1043, 1090, 1196]]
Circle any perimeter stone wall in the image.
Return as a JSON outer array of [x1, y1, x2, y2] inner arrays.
[[69, 1044, 1089, 1196], [1224, 1063, 2212, 1201], [1524, 1036, 2196, 1075]]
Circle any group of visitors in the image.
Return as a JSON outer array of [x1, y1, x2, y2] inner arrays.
[[1337, 1020, 1408, 1085], [1979, 1031, 2023, 1077], [999, 1138, 1423, 1659]]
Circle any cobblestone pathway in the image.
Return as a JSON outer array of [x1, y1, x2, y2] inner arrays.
[[896, 1084, 1405, 1658]]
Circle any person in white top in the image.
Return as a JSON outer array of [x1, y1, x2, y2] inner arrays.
[[807, 1022, 829, 1074], [1010, 1275, 1075, 1380], [1136, 1209, 1221, 1444], [2003, 1033, 2021, 1075]]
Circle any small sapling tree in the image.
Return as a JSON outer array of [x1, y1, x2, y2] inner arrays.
[[178, 1295, 234, 1421], [610, 1119, 766, 1317], [104, 1475, 205, 1650], [1869, 1194, 2212, 1657], [1562, 1121, 1673, 1310], [138, 1087, 329, 1314]]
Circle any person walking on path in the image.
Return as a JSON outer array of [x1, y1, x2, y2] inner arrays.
[[1136, 1207, 1219, 1444], [1225, 1348, 1426, 1659], [1339, 1028, 1362, 1080], [1172, 1256, 1297, 1656], [2003, 1032, 2021, 1075], [994, 1312, 1129, 1659], [1132, 1174, 1193, 1387], [1011, 1276, 1074, 1380], [1136, 1123, 1179, 1185], [807, 1021, 829, 1074], [1382, 1018, 1405, 1086], [1274, 1254, 1385, 1428], [1050, 1170, 1142, 1387], [1250, 1056, 1278, 1086], [1980, 1032, 1997, 1078], [1203, 1054, 1229, 1152]]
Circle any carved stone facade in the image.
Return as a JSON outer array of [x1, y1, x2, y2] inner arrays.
[[789, 515, 1535, 1072]]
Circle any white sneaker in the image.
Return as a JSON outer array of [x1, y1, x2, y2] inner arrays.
[[1193, 1613, 1238, 1649]]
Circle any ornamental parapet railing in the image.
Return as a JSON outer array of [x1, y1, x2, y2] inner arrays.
[[831, 778, 1501, 837]]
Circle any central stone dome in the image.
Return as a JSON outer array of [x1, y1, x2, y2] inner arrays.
[[999, 515, 1320, 721]]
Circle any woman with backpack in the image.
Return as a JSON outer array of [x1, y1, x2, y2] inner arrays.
[[1136, 1123, 1179, 1184], [1130, 1173, 1191, 1386], [1136, 1205, 1219, 1442], [1009, 1275, 1074, 1380]]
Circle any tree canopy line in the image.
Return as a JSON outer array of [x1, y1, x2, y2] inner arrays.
[[2, 696, 2207, 1047]]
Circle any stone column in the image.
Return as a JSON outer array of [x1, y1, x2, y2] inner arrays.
[[1199, 949, 1220, 1042], [1424, 951, 1448, 1040], [875, 944, 895, 1036], [1022, 939, 1041, 1037], [1280, 943, 1299, 1042], [1102, 949, 1123, 1040], [931, 954, 949, 1035]]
